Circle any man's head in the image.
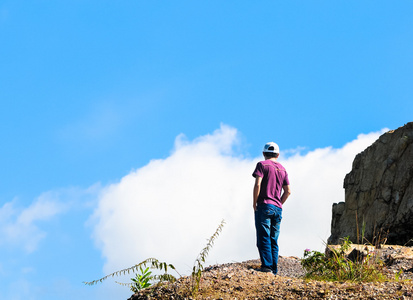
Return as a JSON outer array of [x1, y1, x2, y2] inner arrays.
[[262, 142, 279, 159]]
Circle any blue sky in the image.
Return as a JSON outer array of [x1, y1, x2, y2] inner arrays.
[[1, 1, 412, 299]]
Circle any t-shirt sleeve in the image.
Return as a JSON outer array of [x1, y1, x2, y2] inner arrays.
[[252, 162, 264, 178], [283, 172, 290, 186]]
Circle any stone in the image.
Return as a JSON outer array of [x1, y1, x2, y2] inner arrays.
[[328, 122, 413, 246]]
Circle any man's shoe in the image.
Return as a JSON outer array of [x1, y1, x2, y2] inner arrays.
[[256, 267, 273, 273]]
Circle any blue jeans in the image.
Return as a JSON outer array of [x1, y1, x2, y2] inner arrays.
[[255, 203, 282, 274]]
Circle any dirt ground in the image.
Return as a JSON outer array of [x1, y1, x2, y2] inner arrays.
[[128, 254, 413, 300]]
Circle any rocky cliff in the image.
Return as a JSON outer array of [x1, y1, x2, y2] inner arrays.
[[329, 122, 413, 246]]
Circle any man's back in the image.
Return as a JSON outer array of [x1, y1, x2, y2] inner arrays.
[[253, 159, 289, 209]]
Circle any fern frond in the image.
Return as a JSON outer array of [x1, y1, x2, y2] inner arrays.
[[194, 219, 225, 269], [115, 281, 133, 287], [83, 257, 176, 286], [191, 219, 225, 295]]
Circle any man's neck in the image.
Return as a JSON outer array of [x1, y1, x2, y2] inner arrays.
[[266, 157, 278, 162]]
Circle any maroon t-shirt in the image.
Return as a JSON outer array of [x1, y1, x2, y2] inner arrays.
[[252, 160, 290, 209]]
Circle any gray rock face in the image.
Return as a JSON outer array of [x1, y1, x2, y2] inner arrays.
[[328, 122, 413, 246]]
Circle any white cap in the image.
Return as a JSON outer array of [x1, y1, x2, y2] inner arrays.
[[263, 142, 279, 154]]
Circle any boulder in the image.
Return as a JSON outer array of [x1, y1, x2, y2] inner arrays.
[[328, 122, 413, 246]]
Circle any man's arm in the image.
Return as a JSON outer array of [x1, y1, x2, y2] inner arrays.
[[253, 176, 262, 211], [281, 185, 291, 205]]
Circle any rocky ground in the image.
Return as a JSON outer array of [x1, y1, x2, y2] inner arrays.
[[129, 247, 413, 300]]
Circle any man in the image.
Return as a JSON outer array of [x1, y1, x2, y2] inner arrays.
[[252, 142, 291, 275]]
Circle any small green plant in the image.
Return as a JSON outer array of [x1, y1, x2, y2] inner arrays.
[[129, 266, 153, 292], [301, 237, 387, 282], [395, 268, 404, 281], [301, 248, 328, 277]]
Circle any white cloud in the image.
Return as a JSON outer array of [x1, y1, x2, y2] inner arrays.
[[91, 125, 386, 277], [0, 192, 66, 253]]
